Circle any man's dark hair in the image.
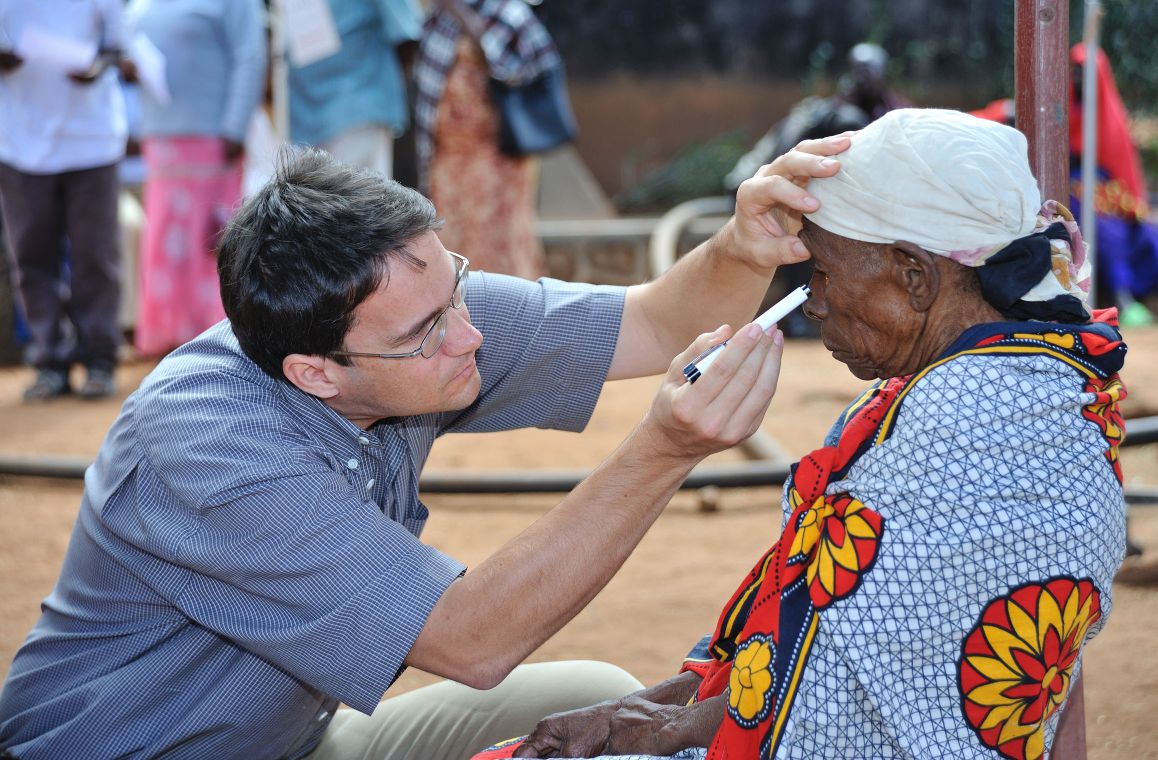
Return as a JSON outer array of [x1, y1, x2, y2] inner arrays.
[[217, 149, 440, 380]]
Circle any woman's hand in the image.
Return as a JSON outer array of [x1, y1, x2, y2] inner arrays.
[[513, 671, 709, 757], [603, 695, 688, 755], [604, 693, 725, 756], [513, 699, 621, 758]]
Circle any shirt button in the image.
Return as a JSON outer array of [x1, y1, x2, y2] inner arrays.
[[366, 479, 375, 490], [347, 459, 359, 470], [358, 436, 371, 445]]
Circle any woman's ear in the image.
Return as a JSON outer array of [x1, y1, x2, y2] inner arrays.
[[889, 240, 940, 313]]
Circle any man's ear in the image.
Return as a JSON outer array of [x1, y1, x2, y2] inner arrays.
[[889, 240, 940, 313], [282, 353, 340, 399]]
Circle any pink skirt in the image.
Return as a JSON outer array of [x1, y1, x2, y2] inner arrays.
[[135, 137, 240, 356]]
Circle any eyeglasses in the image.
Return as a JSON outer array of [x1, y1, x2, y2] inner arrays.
[[332, 251, 469, 361]]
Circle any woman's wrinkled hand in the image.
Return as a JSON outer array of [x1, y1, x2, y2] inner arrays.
[[513, 699, 621, 758], [603, 695, 690, 756]]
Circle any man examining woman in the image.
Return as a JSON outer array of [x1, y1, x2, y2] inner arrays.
[[0, 134, 846, 758]]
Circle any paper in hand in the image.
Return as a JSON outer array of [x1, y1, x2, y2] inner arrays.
[[129, 33, 171, 105], [16, 26, 98, 73], [280, 0, 342, 68]]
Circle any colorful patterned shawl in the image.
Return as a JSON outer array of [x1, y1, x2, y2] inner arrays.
[[472, 315, 1126, 760], [681, 314, 1126, 760]]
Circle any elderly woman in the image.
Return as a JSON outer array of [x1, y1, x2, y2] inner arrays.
[[476, 109, 1128, 760]]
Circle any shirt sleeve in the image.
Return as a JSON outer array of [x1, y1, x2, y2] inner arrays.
[[220, 0, 267, 140], [131, 368, 464, 714], [441, 272, 625, 436], [475, 0, 558, 84], [777, 354, 1126, 758]]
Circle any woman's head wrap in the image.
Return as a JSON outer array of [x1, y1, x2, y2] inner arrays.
[[804, 108, 1091, 322]]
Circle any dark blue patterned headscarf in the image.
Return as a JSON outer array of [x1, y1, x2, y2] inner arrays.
[[976, 203, 1092, 323]]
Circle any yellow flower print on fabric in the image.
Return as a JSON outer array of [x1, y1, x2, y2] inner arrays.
[[1011, 332, 1077, 350], [959, 578, 1102, 760], [788, 493, 884, 609], [1082, 376, 1126, 483], [789, 495, 832, 560], [727, 634, 776, 728]]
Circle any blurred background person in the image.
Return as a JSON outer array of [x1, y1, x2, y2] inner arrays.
[[971, 43, 1158, 328], [1069, 42, 1158, 327], [724, 41, 908, 337], [286, 0, 422, 177], [726, 42, 908, 194], [125, 0, 266, 358], [0, 0, 127, 401], [834, 41, 910, 121], [414, 0, 563, 279]]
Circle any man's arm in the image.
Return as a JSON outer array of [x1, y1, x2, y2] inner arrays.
[[407, 324, 784, 689], [219, 0, 267, 156], [607, 135, 849, 380]]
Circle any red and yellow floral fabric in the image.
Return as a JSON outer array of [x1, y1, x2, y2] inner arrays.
[[683, 318, 1126, 760], [682, 378, 900, 759], [1082, 375, 1126, 482], [959, 578, 1103, 760]]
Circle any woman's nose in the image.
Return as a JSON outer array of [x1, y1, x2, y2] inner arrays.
[[802, 288, 826, 321]]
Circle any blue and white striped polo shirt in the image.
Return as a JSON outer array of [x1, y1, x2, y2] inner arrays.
[[0, 272, 624, 760]]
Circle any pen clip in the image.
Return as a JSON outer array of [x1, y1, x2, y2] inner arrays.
[[682, 342, 725, 384]]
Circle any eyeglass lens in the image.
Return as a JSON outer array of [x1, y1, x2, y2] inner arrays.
[[420, 313, 448, 359], [418, 265, 467, 359]]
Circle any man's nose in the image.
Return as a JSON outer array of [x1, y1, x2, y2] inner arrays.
[[444, 305, 483, 354]]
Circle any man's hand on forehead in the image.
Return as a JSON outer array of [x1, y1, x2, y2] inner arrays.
[[726, 133, 851, 271]]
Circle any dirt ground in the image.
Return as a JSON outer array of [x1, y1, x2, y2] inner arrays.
[[0, 330, 1156, 758]]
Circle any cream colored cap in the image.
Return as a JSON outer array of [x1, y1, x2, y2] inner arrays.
[[804, 108, 1041, 257]]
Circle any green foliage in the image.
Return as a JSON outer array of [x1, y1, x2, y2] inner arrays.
[[1097, 0, 1158, 114], [613, 132, 750, 213], [1136, 123, 1158, 189]]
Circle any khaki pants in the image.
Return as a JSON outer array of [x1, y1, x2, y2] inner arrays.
[[306, 660, 643, 760]]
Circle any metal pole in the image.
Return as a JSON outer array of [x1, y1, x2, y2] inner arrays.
[[1014, 0, 1069, 203], [1014, 4, 1090, 755], [269, 0, 291, 144], [10, 413, 1158, 487], [1080, 2, 1102, 306]]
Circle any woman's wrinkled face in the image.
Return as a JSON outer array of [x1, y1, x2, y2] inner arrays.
[[799, 220, 923, 380]]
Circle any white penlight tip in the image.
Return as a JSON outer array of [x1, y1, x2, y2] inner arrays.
[[682, 285, 811, 383]]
